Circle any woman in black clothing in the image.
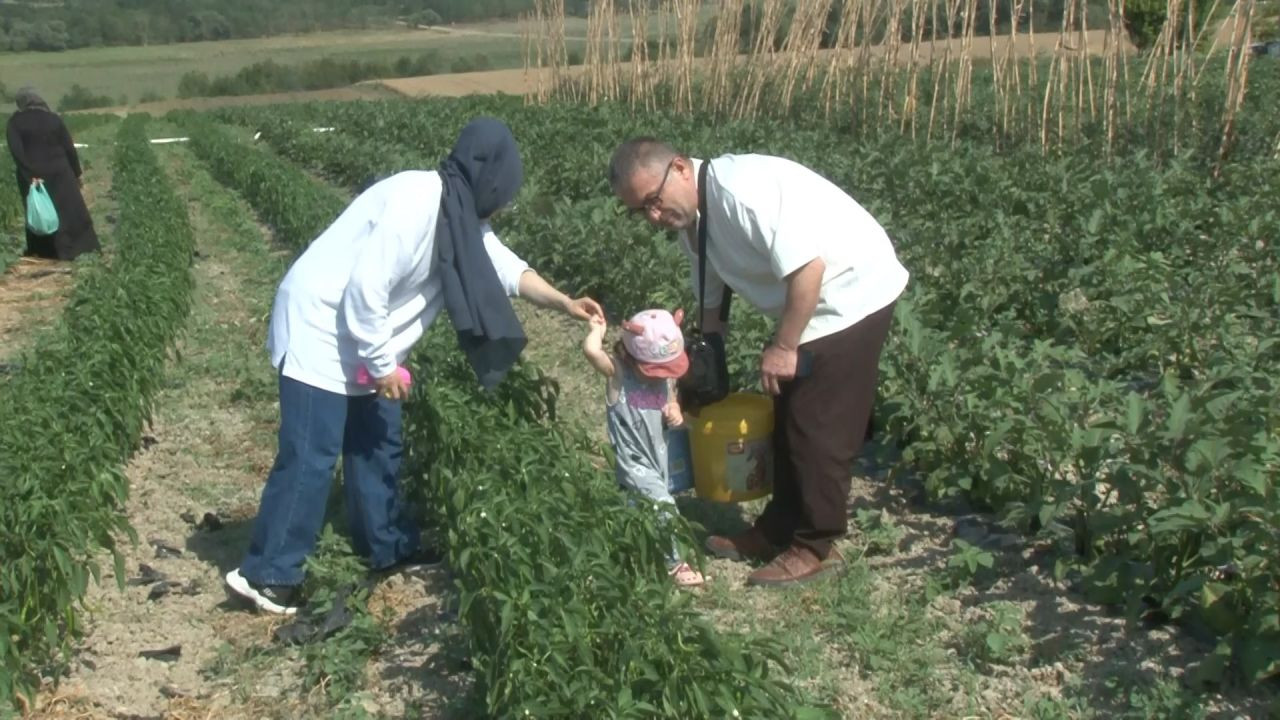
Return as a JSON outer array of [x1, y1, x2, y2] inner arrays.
[[6, 87, 99, 261]]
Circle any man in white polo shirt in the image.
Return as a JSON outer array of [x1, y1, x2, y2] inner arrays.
[[609, 138, 908, 587]]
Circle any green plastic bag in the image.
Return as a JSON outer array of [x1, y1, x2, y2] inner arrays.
[[26, 181, 59, 236]]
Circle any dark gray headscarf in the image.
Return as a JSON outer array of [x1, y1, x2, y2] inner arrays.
[[435, 117, 526, 390], [15, 87, 50, 113]]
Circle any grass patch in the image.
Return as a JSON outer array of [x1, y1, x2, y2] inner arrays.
[[150, 138, 286, 517]]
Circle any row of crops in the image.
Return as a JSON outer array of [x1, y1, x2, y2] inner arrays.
[[177, 113, 829, 717], [211, 84, 1280, 686], [0, 116, 197, 707], [0, 150, 24, 272]]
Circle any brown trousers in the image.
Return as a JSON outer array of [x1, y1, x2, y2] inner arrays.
[[754, 301, 896, 559]]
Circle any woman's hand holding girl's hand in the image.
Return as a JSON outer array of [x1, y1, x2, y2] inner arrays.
[[566, 296, 604, 322]]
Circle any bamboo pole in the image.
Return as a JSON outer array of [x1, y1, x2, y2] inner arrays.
[[1162, 0, 1184, 151], [1079, 0, 1097, 132], [627, 0, 648, 110], [585, 0, 603, 104], [1180, 0, 1226, 146], [951, 0, 979, 145], [656, 0, 675, 111], [528, 0, 548, 104], [710, 0, 747, 116], [673, 0, 702, 114], [844, 0, 869, 129], [877, 0, 906, 126], [546, 0, 573, 103], [927, 0, 945, 142], [1040, 0, 1075, 152], [822, 0, 859, 118], [1139, 0, 1177, 149], [604, 0, 623, 102], [1118, 0, 1132, 127], [988, 0, 1003, 144], [858, 0, 879, 131], [1002, 0, 1025, 139], [902, 0, 928, 136], [736, 0, 788, 119], [780, 0, 835, 108], [1214, 0, 1256, 176], [1026, 0, 1038, 134], [523, 1, 539, 104], [929, 0, 962, 142], [1103, 0, 1122, 156]]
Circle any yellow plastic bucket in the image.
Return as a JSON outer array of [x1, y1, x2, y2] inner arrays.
[[689, 393, 774, 503]]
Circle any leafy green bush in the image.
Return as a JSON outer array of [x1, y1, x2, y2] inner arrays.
[[1122, 0, 1223, 49], [57, 83, 117, 111], [175, 52, 448, 99], [412, 9, 444, 26]]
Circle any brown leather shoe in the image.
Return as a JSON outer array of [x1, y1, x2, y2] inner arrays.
[[822, 546, 848, 575], [746, 545, 833, 587], [704, 528, 781, 563]]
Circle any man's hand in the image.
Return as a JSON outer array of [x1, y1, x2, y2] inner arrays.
[[566, 296, 604, 322], [662, 402, 684, 427], [760, 344, 798, 396], [375, 370, 410, 401]]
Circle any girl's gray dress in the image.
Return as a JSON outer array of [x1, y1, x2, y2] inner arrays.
[[605, 357, 680, 566]]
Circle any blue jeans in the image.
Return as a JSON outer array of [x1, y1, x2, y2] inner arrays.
[[239, 373, 420, 586]]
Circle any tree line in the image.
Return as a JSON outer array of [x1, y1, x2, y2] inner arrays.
[[176, 51, 496, 99], [0, 0, 1228, 54], [0, 1, 597, 52]]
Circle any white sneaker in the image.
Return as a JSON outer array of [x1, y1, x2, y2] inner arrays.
[[224, 568, 300, 616]]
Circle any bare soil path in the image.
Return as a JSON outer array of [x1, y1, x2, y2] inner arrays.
[[35, 138, 465, 720]]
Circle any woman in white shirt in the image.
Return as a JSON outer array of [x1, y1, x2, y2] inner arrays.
[[608, 137, 908, 589], [225, 118, 602, 615]]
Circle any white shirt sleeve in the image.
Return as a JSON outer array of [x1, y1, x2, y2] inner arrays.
[[481, 224, 530, 297], [341, 219, 413, 379]]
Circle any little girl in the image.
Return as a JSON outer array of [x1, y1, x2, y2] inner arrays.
[[583, 308, 706, 587]]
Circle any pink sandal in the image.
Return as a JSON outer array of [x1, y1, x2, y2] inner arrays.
[[669, 562, 706, 587]]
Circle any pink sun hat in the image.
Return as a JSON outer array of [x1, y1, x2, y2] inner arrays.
[[622, 308, 689, 380]]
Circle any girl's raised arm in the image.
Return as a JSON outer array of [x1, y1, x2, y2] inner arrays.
[[582, 315, 615, 377]]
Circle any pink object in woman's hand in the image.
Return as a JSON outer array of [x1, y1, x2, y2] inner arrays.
[[356, 365, 412, 387]]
